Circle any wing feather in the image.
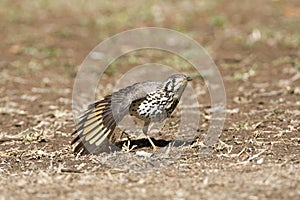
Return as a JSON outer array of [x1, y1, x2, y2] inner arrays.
[[72, 81, 163, 155], [71, 95, 117, 154]]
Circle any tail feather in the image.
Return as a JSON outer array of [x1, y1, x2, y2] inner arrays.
[[71, 95, 118, 154]]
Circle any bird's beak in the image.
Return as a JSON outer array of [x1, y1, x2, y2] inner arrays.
[[181, 77, 192, 83]]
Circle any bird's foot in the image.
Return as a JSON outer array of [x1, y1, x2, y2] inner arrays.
[[146, 136, 158, 150]]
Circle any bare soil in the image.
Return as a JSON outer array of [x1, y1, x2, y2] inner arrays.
[[0, 0, 299, 199]]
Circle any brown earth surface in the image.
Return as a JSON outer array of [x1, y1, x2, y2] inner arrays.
[[0, 0, 299, 199]]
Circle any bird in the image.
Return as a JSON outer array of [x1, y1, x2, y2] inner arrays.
[[71, 74, 192, 154]]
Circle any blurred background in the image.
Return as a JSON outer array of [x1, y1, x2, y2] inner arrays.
[[0, 0, 299, 199], [1, 0, 299, 137]]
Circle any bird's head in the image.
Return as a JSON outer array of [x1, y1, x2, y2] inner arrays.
[[163, 74, 192, 98]]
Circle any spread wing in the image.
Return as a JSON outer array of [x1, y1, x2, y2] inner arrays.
[[71, 81, 163, 155]]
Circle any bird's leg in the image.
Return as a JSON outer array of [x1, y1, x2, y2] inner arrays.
[[120, 130, 133, 141], [143, 121, 157, 150]]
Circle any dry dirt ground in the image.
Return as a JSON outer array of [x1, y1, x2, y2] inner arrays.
[[0, 1, 299, 199]]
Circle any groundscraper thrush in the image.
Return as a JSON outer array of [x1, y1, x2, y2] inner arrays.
[[72, 74, 192, 154]]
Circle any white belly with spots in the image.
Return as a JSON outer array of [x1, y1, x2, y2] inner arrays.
[[129, 91, 175, 122]]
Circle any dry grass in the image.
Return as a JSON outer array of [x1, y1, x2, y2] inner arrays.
[[0, 0, 300, 199]]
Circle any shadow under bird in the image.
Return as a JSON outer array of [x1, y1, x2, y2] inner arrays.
[[72, 74, 192, 154]]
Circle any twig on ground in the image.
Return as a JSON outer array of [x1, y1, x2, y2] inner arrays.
[[237, 148, 268, 165], [61, 168, 83, 173], [0, 137, 23, 143]]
